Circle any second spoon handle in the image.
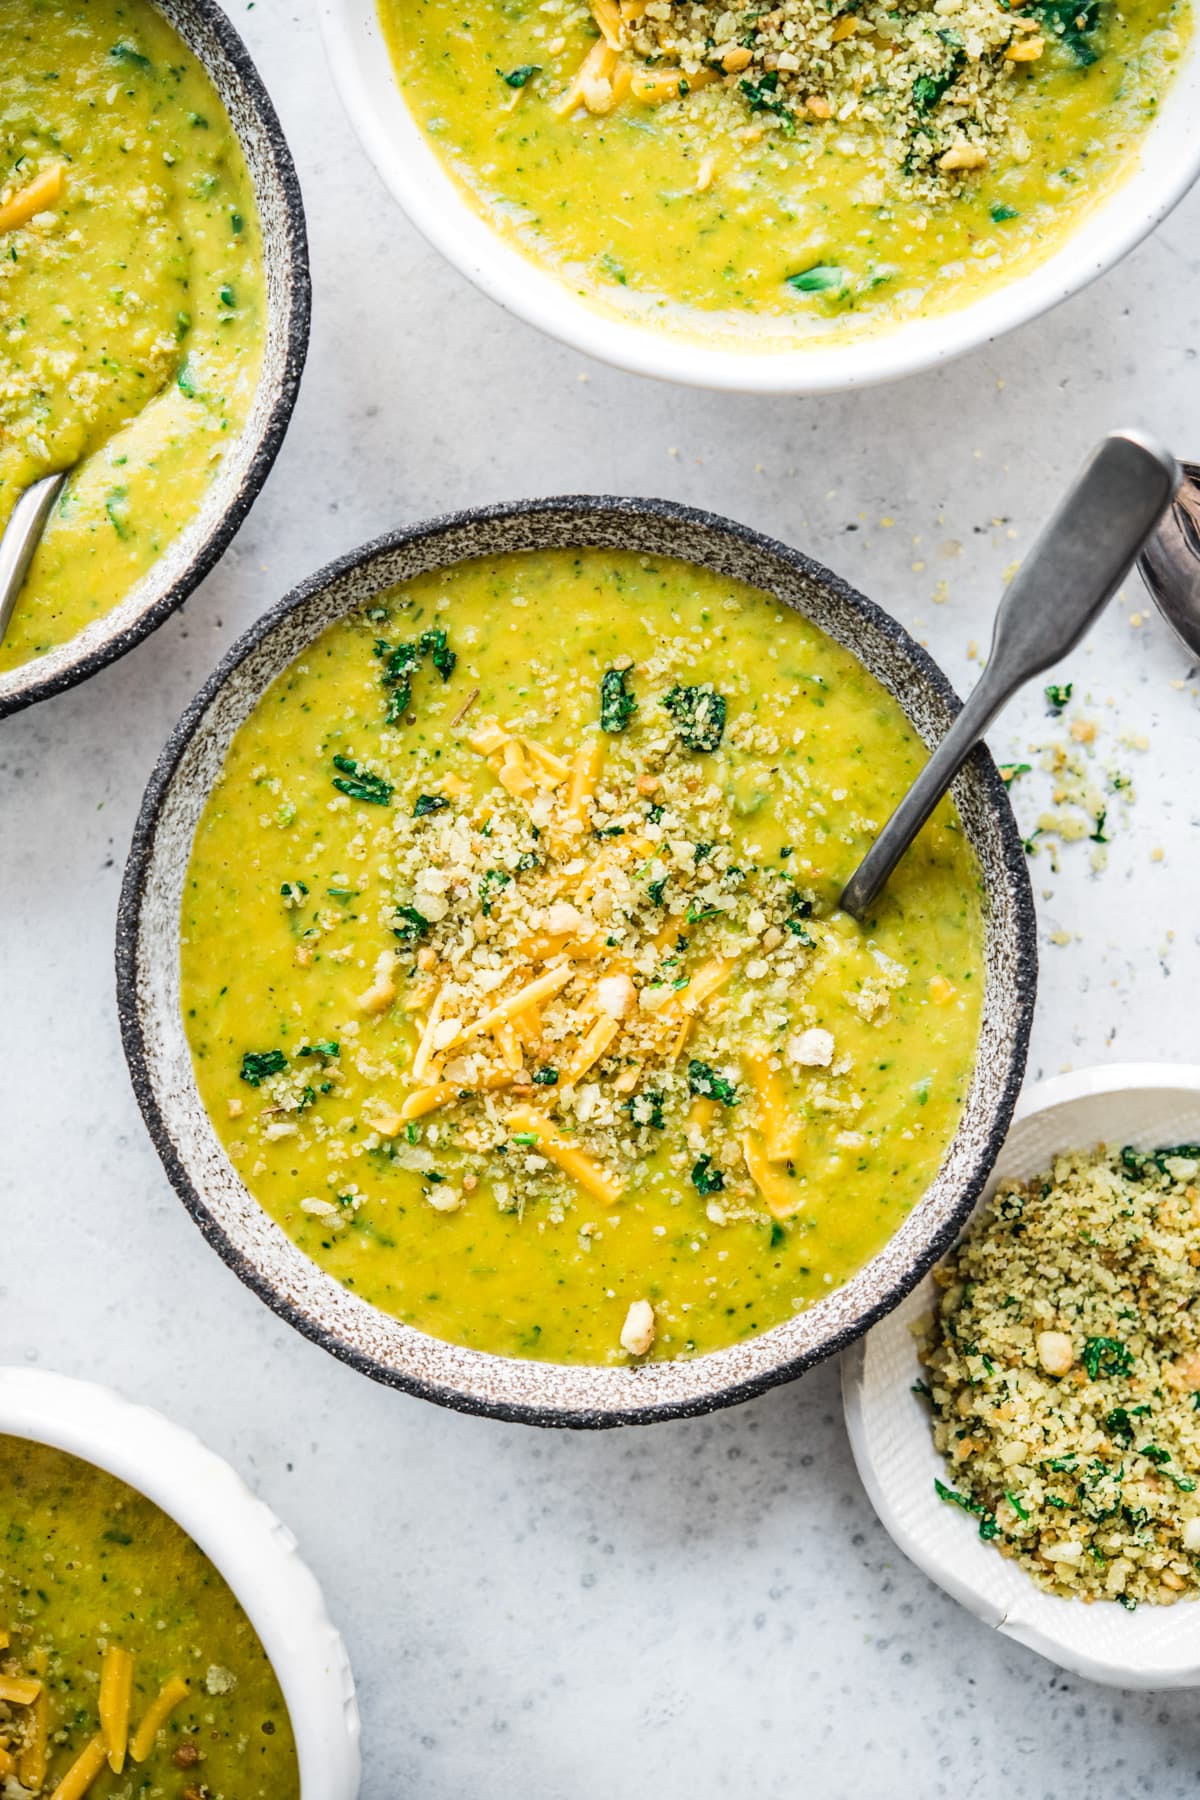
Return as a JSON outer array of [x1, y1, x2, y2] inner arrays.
[[840, 429, 1180, 921], [0, 470, 68, 649]]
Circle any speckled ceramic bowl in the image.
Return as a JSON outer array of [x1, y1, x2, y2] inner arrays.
[[0, 0, 310, 720], [116, 497, 1037, 1427]]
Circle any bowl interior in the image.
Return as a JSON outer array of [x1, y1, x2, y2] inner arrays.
[[0, 1366, 360, 1794], [317, 0, 1200, 393], [118, 497, 1036, 1426], [0, 0, 310, 719], [843, 1066, 1200, 1688]]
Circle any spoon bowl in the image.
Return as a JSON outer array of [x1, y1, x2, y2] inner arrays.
[[1137, 459, 1200, 657]]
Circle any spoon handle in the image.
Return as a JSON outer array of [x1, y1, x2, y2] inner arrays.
[[0, 471, 68, 649], [840, 429, 1180, 921]]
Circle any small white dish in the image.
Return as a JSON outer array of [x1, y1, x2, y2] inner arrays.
[[843, 1064, 1200, 1689], [0, 1366, 361, 1794], [317, 0, 1200, 395]]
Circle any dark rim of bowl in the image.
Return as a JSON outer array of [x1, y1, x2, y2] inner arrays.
[[0, 0, 311, 721], [116, 495, 1037, 1428]]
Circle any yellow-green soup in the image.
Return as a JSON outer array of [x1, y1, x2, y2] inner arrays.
[[0, 0, 266, 673], [0, 1438, 298, 1797], [181, 550, 984, 1365], [381, 0, 1188, 345]]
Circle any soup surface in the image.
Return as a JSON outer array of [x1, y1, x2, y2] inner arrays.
[[0, 0, 265, 673], [381, 0, 1188, 346], [0, 1437, 298, 1797], [181, 550, 984, 1365]]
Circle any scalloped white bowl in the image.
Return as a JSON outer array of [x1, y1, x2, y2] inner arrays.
[[843, 1064, 1200, 1688], [317, 0, 1200, 394], [0, 1367, 361, 1793]]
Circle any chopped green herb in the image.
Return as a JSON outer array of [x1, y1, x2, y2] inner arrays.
[[740, 71, 793, 130], [1103, 1406, 1143, 1445], [1082, 1336, 1133, 1381], [599, 665, 637, 733], [691, 1154, 725, 1196], [688, 1060, 739, 1106], [661, 682, 727, 753], [105, 487, 130, 541], [532, 1068, 559, 1086], [786, 264, 843, 294], [627, 1091, 666, 1130], [374, 628, 455, 724], [413, 793, 450, 818], [998, 762, 1031, 786], [240, 1049, 287, 1086], [500, 62, 541, 86], [1045, 681, 1073, 714], [479, 868, 511, 915], [331, 755, 393, 806], [912, 49, 964, 114], [109, 38, 151, 68], [393, 904, 429, 942], [1031, 0, 1101, 63], [990, 202, 1020, 222], [935, 1478, 998, 1538], [299, 1040, 339, 1059], [418, 626, 457, 682]]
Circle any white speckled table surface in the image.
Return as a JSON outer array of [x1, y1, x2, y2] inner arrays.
[[4, 4, 1200, 1794]]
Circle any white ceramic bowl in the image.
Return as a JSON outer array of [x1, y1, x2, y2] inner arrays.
[[0, 1366, 361, 1793], [843, 1064, 1200, 1689], [317, 0, 1200, 394]]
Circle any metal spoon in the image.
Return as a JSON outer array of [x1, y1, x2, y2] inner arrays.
[[1136, 459, 1200, 658], [840, 429, 1180, 921], [0, 470, 68, 650]]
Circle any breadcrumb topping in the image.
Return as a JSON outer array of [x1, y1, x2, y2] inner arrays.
[[559, 0, 1086, 202], [921, 1143, 1200, 1606]]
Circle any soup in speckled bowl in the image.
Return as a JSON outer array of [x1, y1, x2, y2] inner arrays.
[[118, 498, 1036, 1427]]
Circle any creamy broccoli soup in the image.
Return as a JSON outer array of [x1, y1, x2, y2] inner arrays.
[[180, 550, 984, 1366], [380, 0, 1188, 345], [0, 0, 266, 673], [0, 1438, 298, 1798]]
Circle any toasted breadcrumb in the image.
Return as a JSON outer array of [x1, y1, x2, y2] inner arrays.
[[920, 1142, 1200, 1606]]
